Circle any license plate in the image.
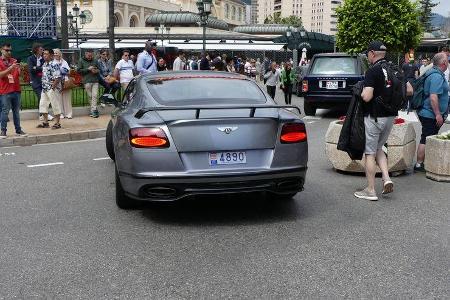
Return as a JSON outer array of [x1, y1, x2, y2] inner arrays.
[[209, 151, 246, 165], [326, 81, 339, 89]]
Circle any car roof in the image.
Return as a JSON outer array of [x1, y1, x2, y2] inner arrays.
[[313, 52, 360, 58], [142, 71, 249, 80]]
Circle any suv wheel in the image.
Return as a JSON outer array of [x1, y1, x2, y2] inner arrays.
[[304, 101, 317, 116]]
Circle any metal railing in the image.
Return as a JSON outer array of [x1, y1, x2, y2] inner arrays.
[[20, 84, 122, 110]]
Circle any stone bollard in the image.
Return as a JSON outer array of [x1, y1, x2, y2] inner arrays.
[[325, 119, 416, 174], [424, 135, 450, 182]]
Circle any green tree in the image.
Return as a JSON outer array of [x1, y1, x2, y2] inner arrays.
[[336, 0, 423, 54], [264, 13, 302, 28], [419, 0, 438, 32]]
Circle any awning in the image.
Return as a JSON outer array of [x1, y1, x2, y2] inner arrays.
[[70, 39, 286, 51]]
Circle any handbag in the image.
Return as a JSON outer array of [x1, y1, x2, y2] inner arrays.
[[63, 77, 77, 90]]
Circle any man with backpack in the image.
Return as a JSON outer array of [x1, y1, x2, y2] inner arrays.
[[354, 41, 398, 201], [414, 52, 449, 172]]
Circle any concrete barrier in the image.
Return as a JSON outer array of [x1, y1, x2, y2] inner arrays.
[[425, 135, 450, 182], [325, 119, 416, 173]]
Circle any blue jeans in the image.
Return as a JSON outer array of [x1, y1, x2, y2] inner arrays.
[[0, 92, 22, 133]]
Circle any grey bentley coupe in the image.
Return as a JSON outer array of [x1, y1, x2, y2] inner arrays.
[[106, 71, 308, 209]]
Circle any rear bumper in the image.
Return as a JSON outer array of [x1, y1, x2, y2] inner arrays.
[[119, 167, 307, 201], [305, 94, 352, 104]]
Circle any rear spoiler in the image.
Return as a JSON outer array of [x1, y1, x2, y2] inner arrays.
[[135, 105, 301, 119]]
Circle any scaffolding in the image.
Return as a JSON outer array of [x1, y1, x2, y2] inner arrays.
[[0, 0, 57, 38]]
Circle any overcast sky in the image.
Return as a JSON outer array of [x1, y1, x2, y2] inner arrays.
[[433, 1, 450, 16]]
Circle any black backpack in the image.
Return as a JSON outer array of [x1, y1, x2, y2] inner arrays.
[[374, 61, 407, 115]]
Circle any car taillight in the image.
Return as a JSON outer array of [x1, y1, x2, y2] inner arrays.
[[280, 123, 307, 143], [302, 80, 308, 92], [129, 128, 170, 148]]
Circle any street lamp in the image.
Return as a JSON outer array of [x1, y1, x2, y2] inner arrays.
[[68, 4, 87, 48], [196, 0, 212, 52], [154, 24, 171, 47]]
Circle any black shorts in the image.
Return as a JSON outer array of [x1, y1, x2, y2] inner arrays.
[[419, 116, 441, 144]]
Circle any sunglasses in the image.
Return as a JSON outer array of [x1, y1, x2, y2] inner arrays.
[[2, 49, 12, 52]]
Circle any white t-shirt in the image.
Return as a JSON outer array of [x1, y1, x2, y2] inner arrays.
[[173, 57, 185, 71], [115, 59, 134, 83]]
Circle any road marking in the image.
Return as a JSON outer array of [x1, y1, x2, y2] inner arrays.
[[93, 157, 110, 161], [303, 116, 322, 120], [0, 152, 16, 156], [27, 162, 64, 168]]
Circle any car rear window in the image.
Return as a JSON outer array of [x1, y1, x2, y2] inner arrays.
[[146, 77, 266, 105], [310, 57, 357, 75]]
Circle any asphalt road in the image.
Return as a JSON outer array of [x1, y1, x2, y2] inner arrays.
[[0, 94, 449, 299]]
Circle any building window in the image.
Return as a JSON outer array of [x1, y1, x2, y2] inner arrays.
[[231, 6, 236, 20], [81, 0, 92, 6], [238, 7, 242, 21], [114, 13, 122, 27], [225, 4, 229, 19], [129, 15, 138, 27]]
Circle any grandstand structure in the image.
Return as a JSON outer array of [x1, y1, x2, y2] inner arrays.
[[0, 0, 57, 38]]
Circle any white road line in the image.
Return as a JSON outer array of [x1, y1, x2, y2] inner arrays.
[[93, 157, 110, 161], [27, 162, 64, 168]]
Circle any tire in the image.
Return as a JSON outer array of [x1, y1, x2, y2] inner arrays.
[[115, 167, 138, 209], [304, 100, 316, 116], [268, 192, 298, 201], [106, 120, 115, 161]]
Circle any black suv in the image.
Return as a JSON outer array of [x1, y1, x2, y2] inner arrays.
[[300, 53, 368, 116]]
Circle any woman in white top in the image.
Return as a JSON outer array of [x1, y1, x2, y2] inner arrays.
[[53, 49, 73, 119]]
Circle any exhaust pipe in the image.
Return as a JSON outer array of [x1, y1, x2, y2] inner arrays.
[[144, 186, 178, 198]]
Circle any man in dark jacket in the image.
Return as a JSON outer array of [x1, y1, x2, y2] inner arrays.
[[27, 43, 52, 120], [199, 52, 210, 70], [355, 41, 396, 202]]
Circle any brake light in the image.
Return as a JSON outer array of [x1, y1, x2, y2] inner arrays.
[[302, 80, 308, 92], [129, 128, 170, 148], [280, 123, 307, 143]]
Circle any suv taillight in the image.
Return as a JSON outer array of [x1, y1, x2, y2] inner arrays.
[[280, 123, 307, 144], [302, 80, 308, 92], [129, 128, 170, 148]]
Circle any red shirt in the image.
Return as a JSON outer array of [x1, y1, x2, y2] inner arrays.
[[0, 57, 21, 95]]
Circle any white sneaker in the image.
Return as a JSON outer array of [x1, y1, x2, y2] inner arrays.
[[39, 115, 44, 121], [66, 115, 72, 119], [60, 114, 65, 119], [100, 103, 106, 108], [48, 114, 54, 121]]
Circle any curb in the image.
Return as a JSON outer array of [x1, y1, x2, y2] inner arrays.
[[0, 128, 106, 147]]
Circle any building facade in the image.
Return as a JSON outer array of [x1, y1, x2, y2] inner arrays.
[[56, 0, 246, 34], [257, 0, 342, 35]]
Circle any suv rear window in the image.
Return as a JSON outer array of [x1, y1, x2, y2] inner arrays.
[[310, 57, 357, 75], [147, 77, 266, 105]]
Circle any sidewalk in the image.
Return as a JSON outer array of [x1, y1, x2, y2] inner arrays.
[[0, 115, 110, 147]]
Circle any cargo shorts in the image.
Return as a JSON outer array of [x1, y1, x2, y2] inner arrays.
[[364, 116, 395, 155]]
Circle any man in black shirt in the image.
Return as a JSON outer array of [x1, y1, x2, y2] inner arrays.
[[354, 41, 396, 201]]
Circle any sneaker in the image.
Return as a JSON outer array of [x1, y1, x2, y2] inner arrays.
[[414, 163, 425, 173], [16, 130, 27, 137], [0, 130, 6, 139], [39, 115, 44, 121], [354, 188, 378, 201], [100, 103, 106, 108], [66, 115, 72, 119], [60, 114, 65, 119], [381, 180, 394, 195], [48, 114, 54, 121], [90, 111, 99, 118]]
